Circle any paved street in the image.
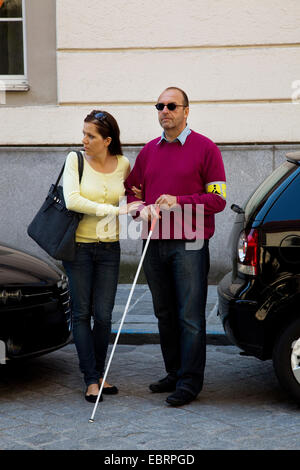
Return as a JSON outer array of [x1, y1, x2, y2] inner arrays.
[[0, 341, 300, 451]]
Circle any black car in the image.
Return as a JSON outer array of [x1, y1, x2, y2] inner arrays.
[[0, 243, 72, 364], [218, 151, 300, 402]]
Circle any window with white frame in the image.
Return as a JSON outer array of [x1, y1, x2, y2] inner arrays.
[[0, 0, 28, 90]]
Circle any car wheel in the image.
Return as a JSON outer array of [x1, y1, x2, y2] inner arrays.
[[273, 317, 300, 402]]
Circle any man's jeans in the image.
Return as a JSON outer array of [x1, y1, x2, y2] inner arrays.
[[143, 239, 210, 397], [63, 242, 120, 387]]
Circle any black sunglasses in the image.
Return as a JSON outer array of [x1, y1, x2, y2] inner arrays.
[[155, 102, 186, 111]]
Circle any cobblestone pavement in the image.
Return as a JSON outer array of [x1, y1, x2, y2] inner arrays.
[[0, 342, 299, 451]]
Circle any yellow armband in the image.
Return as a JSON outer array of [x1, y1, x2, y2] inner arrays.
[[206, 181, 226, 200]]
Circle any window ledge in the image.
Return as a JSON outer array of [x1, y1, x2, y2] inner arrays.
[[0, 81, 30, 92]]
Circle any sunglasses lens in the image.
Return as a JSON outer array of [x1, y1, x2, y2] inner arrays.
[[95, 112, 105, 119], [155, 103, 177, 111], [167, 103, 176, 111]]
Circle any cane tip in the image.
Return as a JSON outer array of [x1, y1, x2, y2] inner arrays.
[[88, 419, 94, 423]]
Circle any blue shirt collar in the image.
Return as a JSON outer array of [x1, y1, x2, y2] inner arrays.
[[157, 125, 191, 146]]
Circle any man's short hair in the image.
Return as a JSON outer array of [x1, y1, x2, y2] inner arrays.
[[164, 87, 189, 107]]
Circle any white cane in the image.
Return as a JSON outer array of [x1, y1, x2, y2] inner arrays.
[[89, 207, 160, 423]]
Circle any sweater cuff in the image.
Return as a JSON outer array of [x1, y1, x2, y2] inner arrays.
[[176, 195, 184, 206], [96, 204, 119, 217]]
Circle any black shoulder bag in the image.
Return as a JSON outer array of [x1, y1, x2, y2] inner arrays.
[[27, 150, 84, 261]]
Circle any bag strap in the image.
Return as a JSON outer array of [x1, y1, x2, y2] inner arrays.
[[75, 150, 84, 182], [53, 150, 84, 190]]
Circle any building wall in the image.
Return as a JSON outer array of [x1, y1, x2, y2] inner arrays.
[[0, 0, 299, 144], [2, 143, 300, 282], [1, 1, 300, 280]]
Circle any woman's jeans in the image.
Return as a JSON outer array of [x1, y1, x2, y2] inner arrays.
[[143, 239, 210, 397], [63, 241, 120, 387]]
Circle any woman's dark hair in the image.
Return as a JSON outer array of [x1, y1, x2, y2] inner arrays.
[[84, 110, 122, 156]]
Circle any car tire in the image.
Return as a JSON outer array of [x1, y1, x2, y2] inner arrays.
[[273, 317, 300, 402]]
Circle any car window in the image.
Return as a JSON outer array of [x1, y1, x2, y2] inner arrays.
[[264, 171, 300, 222], [244, 162, 297, 221]]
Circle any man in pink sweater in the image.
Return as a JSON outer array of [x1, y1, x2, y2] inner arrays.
[[125, 87, 226, 406]]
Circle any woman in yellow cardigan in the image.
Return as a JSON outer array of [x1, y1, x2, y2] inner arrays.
[[63, 110, 141, 403]]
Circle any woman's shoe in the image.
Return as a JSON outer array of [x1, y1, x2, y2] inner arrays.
[[99, 379, 119, 395], [85, 389, 103, 403], [102, 385, 119, 395]]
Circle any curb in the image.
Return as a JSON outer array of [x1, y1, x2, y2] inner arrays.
[[110, 331, 232, 346]]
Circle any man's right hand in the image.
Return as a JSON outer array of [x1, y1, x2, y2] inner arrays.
[[139, 204, 160, 222]]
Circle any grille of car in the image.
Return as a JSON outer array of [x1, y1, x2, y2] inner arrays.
[[0, 287, 53, 305], [58, 284, 71, 322], [0, 275, 71, 315]]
